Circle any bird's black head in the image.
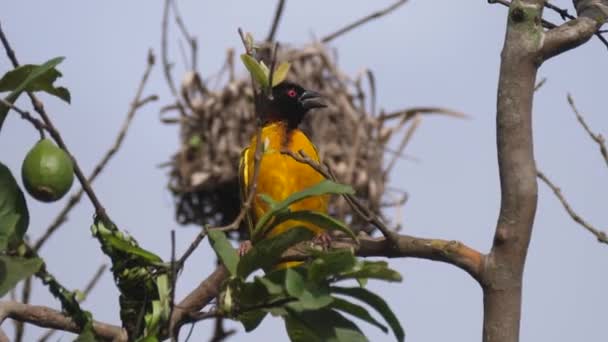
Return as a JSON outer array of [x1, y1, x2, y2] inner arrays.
[[266, 81, 326, 129]]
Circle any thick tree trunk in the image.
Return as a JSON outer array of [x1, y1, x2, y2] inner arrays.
[[481, 1, 543, 341]]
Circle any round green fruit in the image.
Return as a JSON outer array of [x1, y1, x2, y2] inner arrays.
[[21, 139, 74, 202]]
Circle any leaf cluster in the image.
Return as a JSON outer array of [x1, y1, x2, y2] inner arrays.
[[208, 180, 405, 342]]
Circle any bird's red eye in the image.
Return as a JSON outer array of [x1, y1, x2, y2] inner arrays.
[[287, 89, 297, 98]]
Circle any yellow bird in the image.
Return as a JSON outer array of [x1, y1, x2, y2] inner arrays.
[[239, 81, 329, 265]]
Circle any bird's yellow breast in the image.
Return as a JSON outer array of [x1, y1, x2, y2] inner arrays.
[[242, 122, 328, 239]]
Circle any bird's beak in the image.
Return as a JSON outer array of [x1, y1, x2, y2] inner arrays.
[[300, 90, 327, 110]]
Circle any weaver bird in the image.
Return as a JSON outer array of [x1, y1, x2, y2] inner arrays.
[[239, 81, 329, 265]]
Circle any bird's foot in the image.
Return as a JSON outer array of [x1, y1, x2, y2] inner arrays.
[[312, 232, 332, 250], [238, 240, 252, 256]]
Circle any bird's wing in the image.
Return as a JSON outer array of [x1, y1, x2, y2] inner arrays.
[[238, 146, 255, 235]]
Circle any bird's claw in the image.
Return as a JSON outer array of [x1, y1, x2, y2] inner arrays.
[[238, 240, 252, 256], [312, 232, 332, 250]]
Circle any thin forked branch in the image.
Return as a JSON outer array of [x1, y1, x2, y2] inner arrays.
[[567, 94, 608, 169], [321, 0, 408, 43], [33, 51, 158, 251], [537, 170, 608, 244]]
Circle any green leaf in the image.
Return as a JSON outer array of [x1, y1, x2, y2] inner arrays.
[[285, 268, 305, 297], [337, 260, 402, 283], [308, 249, 357, 283], [0, 62, 70, 103], [258, 193, 279, 207], [0, 162, 29, 252], [272, 62, 291, 86], [331, 297, 388, 334], [238, 309, 267, 332], [238, 227, 314, 278], [285, 268, 333, 312], [0, 256, 43, 297], [74, 322, 96, 342], [0, 57, 69, 130], [262, 210, 357, 243], [188, 135, 201, 148], [332, 286, 404, 342], [208, 230, 239, 276], [101, 232, 163, 265], [285, 308, 368, 342], [241, 54, 269, 89], [253, 180, 355, 241], [259, 61, 270, 78], [255, 275, 284, 296], [244, 32, 255, 53]]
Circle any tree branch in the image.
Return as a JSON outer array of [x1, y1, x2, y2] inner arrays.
[[0, 301, 126, 342], [266, 0, 286, 42], [321, 0, 408, 43], [537, 170, 608, 244], [33, 51, 157, 252], [541, 16, 600, 60], [0, 23, 112, 227], [567, 93, 608, 169], [169, 266, 229, 337]]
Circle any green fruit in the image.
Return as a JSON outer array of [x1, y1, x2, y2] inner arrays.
[[21, 139, 74, 202]]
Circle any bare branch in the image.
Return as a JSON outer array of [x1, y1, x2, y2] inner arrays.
[[170, 266, 229, 337], [33, 51, 157, 251], [0, 301, 127, 342], [378, 106, 468, 122], [384, 114, 421, 176], [0, 99, 47, 139], [162, 0, 178, 96], [537, 170, 608, 244], [567, 94, 608, 169], [542, 16, 600, 60], [266, 0, 286, 42], [321, 0, 408, 43], [169, 0, 197, 70], [0, 24, 112, 226]]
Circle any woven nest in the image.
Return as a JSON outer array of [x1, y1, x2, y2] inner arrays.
[[162, 42, 411, 236]]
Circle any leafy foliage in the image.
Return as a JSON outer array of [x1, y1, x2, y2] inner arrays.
[[208, 179, 404, 342], [0, 57, 70, 130], [252, 179, 355, 242], [0, 162, 29, 252], [0, 255, 42, 297], [91, 219, 170, 340], [240, 53, 291, 92]]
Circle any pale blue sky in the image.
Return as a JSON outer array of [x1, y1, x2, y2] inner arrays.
[[1, 1, 607, 341]]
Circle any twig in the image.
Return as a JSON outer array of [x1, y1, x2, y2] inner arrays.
[[266, 0, 286, 42], [321, 0, 408, 43], [0, 24, 112, 227], [378, 106, 468, 122], [384, 114, 422, 176], [33, 51, 157, 251], [169, 0, 197, 70], [567, 94, 608, 169], [280, 149, 399, 246], [169, 231, 178, 342], [162, 0, 178, 96], [175, 229, 207, 271], [537, 170, 608, 244], [209, 317, 236, 342], [0, 99, 47, 139], [534, 77, 547, 91], [38, 265, 108, 342]]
